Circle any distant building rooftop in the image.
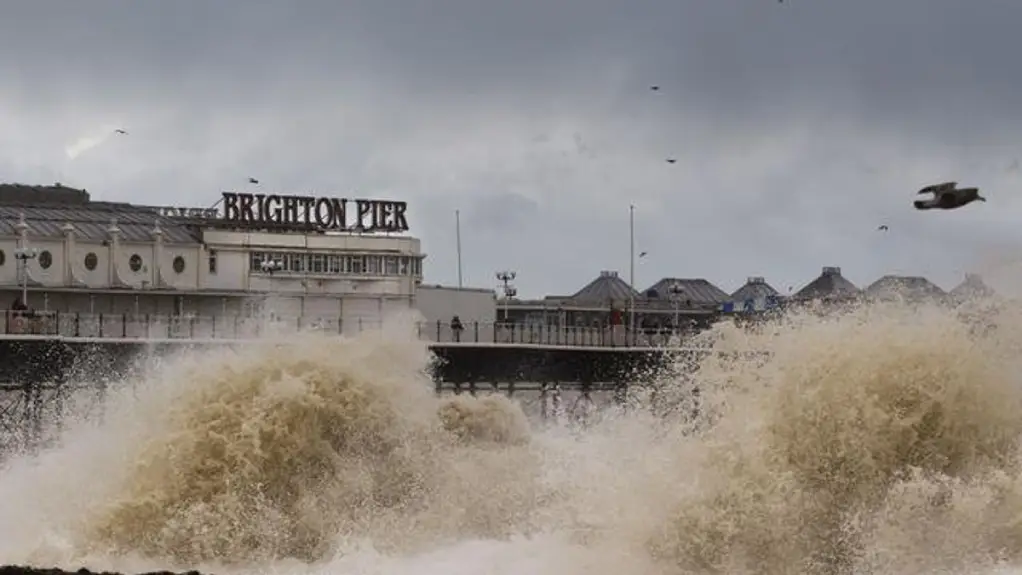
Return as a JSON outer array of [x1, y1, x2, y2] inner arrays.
[[644, 277, 730, 308], [730, 276, 780, 301], [0, 182, 91, 205], [794, 266, 859, 300], [0, 182, 201, 244], [950, 273, 997, 301], [569, 270, 637, 304], [865, 275, 946, 301]]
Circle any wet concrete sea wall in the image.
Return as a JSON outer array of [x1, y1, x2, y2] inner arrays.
[[0, 568, 202, 575]]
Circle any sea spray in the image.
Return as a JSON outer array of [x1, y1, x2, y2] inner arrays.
[[4, 302, 1022, 574]]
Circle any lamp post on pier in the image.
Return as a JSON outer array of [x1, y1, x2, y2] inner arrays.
[[14, 247, 38, 307], [496, 270, 517, 323], [669, 283, 686, 338]]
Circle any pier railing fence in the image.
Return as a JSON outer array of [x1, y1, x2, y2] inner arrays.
[[0, 310, 690, 348]]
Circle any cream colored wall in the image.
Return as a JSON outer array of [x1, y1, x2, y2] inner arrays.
[[201, 246, 249, 291], [24, 239, 65, 287], [0, 227, 424, 330], [0, 244, 14, 286], [116, 242, 155, 287], [415, 285, 497, 325], [201, 229, 423, 299], [0, 289, 247, 316], [72, 242, 109, 288], [161, 244, 202, 289]]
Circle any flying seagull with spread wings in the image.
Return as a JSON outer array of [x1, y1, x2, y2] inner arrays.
[[913, 181, 986, 210]]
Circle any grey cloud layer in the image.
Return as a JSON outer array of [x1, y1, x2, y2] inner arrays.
[[2, 1, 1022, 296]]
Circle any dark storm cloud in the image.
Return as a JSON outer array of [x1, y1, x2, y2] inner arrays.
[[2, 1, 1022, 296]]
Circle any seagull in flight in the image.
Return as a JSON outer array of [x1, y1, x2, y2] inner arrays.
[[114, 129, 128, 135], [913, 181, 986, 210]]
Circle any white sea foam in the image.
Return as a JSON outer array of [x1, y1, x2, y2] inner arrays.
[[2, 302, 1022, 574]]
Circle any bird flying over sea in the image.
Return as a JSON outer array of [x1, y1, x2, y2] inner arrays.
[[913, 181, 986, 210]]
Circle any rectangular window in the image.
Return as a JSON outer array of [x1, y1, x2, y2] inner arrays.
[[366, 256, 381, 275], [209, 249, 218, 274], [384, 256, 399, 275], [310, 254, 325, 273], [398, 257, 409, 276], [250, 252, 263, 271], [288, 253, 305, 273], [328, 255, 341, 273], [350, 256, 364, 274]]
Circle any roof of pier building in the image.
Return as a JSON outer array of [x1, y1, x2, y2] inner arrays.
[[644, 277, 730, 307], [568, 270, 638, 304], [793, 266, 860, 299], [729, 276, 780, 301], [949, 273, 997, 301], [0, 183, 202, 244], [865, 275, 946, 301]]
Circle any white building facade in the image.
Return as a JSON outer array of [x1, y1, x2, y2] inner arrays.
[[0, 184, 425, 337]]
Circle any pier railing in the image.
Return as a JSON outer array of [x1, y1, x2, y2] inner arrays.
[[0, 310, 686, 349]]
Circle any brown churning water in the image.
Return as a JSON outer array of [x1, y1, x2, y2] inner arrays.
[[3, 300, 1022, 574]]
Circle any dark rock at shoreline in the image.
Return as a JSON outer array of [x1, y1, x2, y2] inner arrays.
[[0, 567, 206, 575]]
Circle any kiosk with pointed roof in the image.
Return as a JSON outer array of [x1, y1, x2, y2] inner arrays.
[[794, 266, 860, 300], [865, 275, 946, 303], [949, 273, 997, 302], [569, 270, 638, 305]]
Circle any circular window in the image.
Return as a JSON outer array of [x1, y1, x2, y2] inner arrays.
[[84, 252, 98, 271], [38, 250, 52, 270], [173, 256, 186, 274], [129, 254, 143, 272]]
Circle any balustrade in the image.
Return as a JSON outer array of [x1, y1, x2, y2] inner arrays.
[[0, 311, 686, 348]]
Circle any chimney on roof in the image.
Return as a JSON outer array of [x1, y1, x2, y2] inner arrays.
[[822, 266, 841, 276], [748, 276, 765, 284]]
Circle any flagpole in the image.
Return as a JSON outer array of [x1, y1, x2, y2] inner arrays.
[[629, 204, 636, 340], [455, 209, 463, 289]]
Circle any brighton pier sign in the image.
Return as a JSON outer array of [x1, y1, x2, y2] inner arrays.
[[221, 192, 409, 233], [156, 206, 220, 219]]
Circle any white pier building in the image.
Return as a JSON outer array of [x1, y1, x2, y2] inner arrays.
[[0, 183, 426, 337]]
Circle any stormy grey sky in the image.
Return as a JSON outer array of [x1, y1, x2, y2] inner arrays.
[[3, 0, 1022, 298]]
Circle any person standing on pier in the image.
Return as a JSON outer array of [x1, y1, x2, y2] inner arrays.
[[450, 315, 464, 342]]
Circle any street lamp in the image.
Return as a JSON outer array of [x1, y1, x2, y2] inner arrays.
[[14, 247, 38, 307], [627, 205, 648, 340], [668, 283, 685, 337], [259, 259, 285, 323], [496, 270, 517, 323]]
